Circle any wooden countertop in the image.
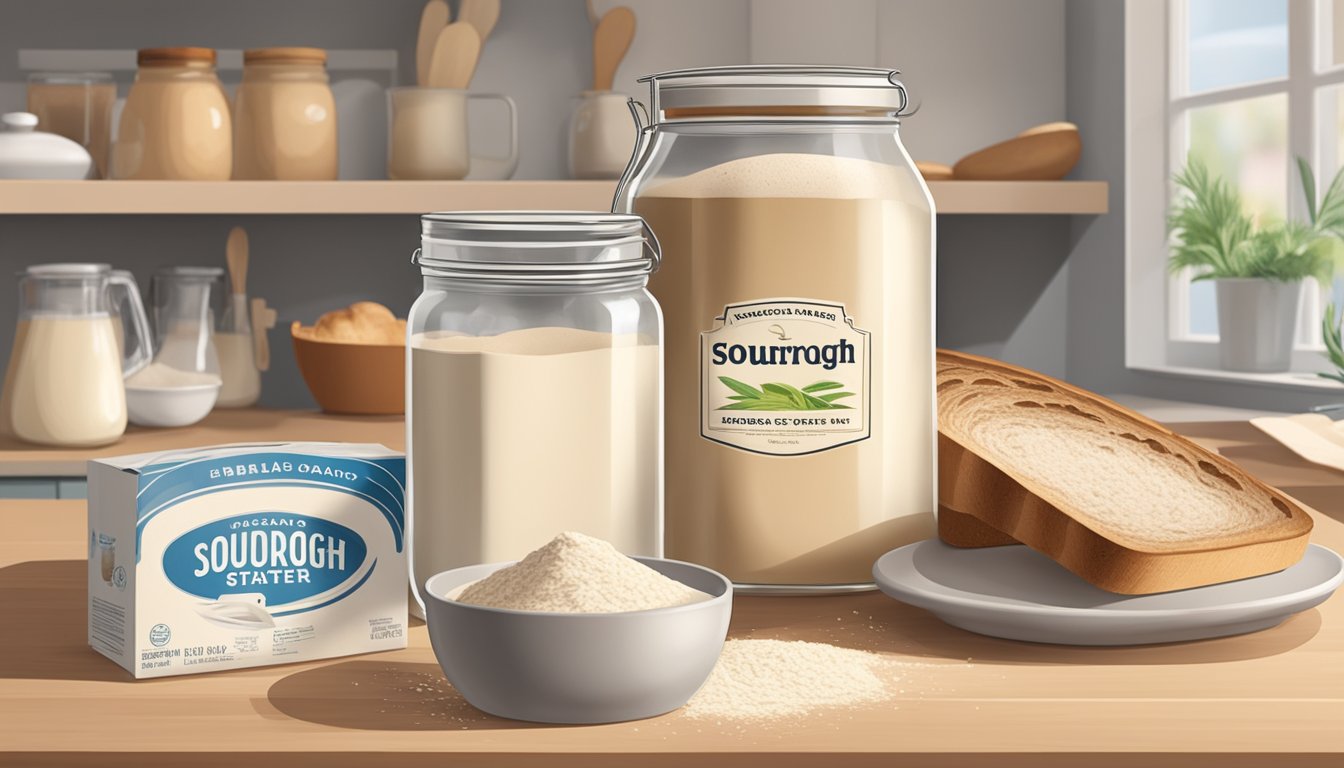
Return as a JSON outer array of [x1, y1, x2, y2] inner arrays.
[[0, 409, 404, 477], [1, 421, 1342, 766]]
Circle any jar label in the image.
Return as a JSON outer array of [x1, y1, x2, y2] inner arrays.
[[700, 298, 871, 456]]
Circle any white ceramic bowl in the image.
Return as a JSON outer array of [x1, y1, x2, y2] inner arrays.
[[126, 383, 221, 428], [423, 556, 733, 724]]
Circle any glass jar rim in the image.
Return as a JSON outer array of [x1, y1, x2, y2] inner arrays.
[[417, 211, 660, 283], [27, 71, 114, 85], [25, 263, 111, 276], [155, 266, 224, 280]]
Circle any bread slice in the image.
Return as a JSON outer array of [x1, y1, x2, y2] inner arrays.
[[937, 350, 1313, 594]]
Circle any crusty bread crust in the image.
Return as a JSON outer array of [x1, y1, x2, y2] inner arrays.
[[937, 350, 1313, 594]]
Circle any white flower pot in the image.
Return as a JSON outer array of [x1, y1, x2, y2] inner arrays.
[[1214, 278, 1301, 373]]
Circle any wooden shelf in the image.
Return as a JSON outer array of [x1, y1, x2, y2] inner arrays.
[[0, 421, 1340, 766], [0, 408, 402, 477], [0, 180, 1108, 215]]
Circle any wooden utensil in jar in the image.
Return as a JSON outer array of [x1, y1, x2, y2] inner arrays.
[[592, 6, 635, 91], [416, 0, 451, 88], [428, 21, 483, 89], [458, 0, 501, 43], [224, 226, 250, 332]]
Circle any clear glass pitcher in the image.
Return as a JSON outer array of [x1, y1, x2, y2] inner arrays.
[[3, 263, 152, 446], [149, 266, 224, 381]]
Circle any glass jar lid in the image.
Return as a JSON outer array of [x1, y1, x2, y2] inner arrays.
[[640, 64, 912, 122], [417, 211, 660, 284]]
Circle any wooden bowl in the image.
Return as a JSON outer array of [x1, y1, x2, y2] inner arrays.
[[952, 122, 1082, 181], [916, 161, 954, 181], [291, 331, 405, 415]]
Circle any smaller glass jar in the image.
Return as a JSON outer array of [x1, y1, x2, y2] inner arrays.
[[407, 212, 663, 615], [26, 72, 116, 178], [112, 47, 231, 180], [233, 47, 337, 180]]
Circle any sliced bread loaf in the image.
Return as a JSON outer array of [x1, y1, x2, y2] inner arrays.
[[937, 349, 1313, 594]]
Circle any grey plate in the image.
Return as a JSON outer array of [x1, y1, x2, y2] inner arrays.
[[873, 540, 1344, 646]]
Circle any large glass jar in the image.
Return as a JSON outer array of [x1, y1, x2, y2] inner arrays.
[[112, 47, 231, 180], [407, 212, 663, 615], [615, 65, 934, 592], [233, 47, 337, 180]]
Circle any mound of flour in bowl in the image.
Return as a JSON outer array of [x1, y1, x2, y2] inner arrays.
[[454, 531, 711, 613]]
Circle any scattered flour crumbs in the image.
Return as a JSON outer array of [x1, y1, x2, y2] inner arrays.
[[684, 639, 896, 720], [452, 531, 904, 721], [454, 531, 711, 612]]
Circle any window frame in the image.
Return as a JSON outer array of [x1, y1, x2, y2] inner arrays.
[[1125, 0, 1344, 378]]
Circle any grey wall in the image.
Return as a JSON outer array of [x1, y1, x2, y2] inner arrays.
[[0, 0, 1085, 408]]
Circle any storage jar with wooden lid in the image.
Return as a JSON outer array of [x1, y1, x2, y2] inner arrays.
[[233, 47, 338, 180], [111, 47, 232, 180]]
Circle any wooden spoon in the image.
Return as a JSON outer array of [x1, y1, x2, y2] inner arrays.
[[416, 0, 450, 87], [224, 226, 250, 333], [428, 21, 483, 89], [458, 0, 501, 43], [592, 6, 635, 91]]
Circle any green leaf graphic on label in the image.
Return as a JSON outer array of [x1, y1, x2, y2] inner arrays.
[[716, 378, 855, 411], [718, 376, 764, 399]]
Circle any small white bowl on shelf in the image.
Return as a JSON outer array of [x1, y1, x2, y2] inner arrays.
[[126, 383, 221, 428]]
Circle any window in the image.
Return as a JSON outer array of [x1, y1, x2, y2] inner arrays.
[[1126, 0, 1344, 383]]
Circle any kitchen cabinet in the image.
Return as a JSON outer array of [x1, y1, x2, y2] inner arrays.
[[0, 420, 1340, 766]]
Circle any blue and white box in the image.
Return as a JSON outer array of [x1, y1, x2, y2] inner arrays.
[[87, 442, 407, 678]]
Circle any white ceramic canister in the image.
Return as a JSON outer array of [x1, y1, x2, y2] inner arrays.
[[0, 112, 93, 179]]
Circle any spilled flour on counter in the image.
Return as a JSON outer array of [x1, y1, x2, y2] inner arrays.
[[684, 639, 895, 720], [454, 531, 711, 613]]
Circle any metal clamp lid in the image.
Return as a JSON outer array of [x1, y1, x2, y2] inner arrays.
[[640, 64, 915, 122], [413, 211, 660, 284]]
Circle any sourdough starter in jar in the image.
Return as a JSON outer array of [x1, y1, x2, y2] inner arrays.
[[621, 66, 936, 591]]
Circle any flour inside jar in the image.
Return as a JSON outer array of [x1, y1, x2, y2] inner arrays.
[[636, 151, 936, 588], [409, 326, 661, 608]]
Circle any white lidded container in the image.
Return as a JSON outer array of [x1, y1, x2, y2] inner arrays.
[[0, 112, 93, 179], [407, 212, 664, 616], [615, 65, 936, 592]]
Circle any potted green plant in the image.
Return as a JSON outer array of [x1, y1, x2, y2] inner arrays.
[[1168, 157, 1342, 372]]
